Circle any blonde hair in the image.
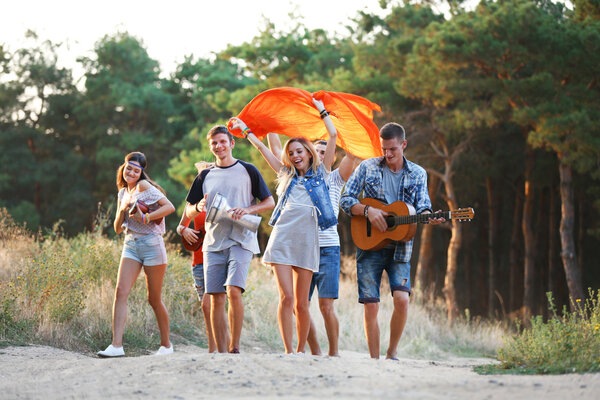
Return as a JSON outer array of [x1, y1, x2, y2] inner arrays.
[[276, 137, 320, 196]]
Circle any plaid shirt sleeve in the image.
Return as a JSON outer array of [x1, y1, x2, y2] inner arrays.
[[340, 161, 366, 215], [413, 168, 432, 214]]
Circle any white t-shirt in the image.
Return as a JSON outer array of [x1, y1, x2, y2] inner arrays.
[[318, 168, 344, 247], [186, 160, 271, 254]]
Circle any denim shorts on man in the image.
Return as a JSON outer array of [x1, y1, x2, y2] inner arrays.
[[191, 264, 205, 300], [309, 246, 340, 300], [204, 244, 253, 294], [121, 233, 167, 266], [356, 247, 411, 303]]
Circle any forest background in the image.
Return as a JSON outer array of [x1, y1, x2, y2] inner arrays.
[[1, 0, 599, 324]]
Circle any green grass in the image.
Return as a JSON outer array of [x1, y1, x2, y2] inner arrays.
[[477, 290, 600, 375]]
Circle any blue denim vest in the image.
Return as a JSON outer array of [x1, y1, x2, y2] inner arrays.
[[269, 164, 338, 230]]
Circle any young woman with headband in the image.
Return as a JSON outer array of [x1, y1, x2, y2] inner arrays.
[[98, 152, 176, 357]]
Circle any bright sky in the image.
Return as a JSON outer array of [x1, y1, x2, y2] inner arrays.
[[2, 0, 385, 78]]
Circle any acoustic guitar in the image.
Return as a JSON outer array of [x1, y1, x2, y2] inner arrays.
[[351, 198, 474, 251]]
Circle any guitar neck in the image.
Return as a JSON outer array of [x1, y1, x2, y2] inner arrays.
[[389, 211, 450, 226]]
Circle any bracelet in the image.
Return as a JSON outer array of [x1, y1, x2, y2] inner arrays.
[[363, 205, 370, 217], [145, 213, 151, 224], [319, 110, 330, 119], [242, 127, 252, 138], [142, 213, 146, 224], [195, 202, 201, 213]]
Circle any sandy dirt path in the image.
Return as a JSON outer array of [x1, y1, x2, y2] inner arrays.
[[0, 345, 597, 399]]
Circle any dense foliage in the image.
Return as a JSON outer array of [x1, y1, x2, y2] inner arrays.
[[1, 1, 599, 321]]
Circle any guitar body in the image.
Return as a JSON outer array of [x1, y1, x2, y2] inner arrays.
[[351, 198, 417, 251]]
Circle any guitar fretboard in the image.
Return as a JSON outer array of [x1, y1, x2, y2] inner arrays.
[[387, 211, 450, 226]]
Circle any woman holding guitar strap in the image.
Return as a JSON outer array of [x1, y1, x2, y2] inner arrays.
[[340, 123, 445, 360]]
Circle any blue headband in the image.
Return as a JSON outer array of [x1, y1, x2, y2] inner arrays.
[[127, 161, 144, 170]]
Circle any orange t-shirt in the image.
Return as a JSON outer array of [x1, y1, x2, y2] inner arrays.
[[191, 211, 206, 266]]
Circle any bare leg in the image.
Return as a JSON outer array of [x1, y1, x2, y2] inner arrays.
[[227, 285, 244, 353], [111, 257, 142, 347], [386, 290, 409, 359], [364, 302, 380, 359], [306, 312, 322, 355], [292, 266, 313, 354], [319, 298, 339, 356], [210, 293, 229, 353], [272, 264, 294, 354], [200, 295, 217, 353], [144, 264, 170, 347]]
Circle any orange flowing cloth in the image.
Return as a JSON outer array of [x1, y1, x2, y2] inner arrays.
[[227, 87, 383, 159]]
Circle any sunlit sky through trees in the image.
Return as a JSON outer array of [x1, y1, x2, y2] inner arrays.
[[2, 0, 389, 79]]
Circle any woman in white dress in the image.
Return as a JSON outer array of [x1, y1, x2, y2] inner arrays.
[[229, 98, 338, 353], [98, 152, 176, 357]]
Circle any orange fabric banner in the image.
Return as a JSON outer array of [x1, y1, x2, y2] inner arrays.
[[227, 87, 383, 159]]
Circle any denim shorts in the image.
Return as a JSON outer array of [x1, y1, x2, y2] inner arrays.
[[204, 245, 253, 294], [309, 246, 340, 300], [356, 247, 411, 303], [191, 264, 205, 300], [122, 233, 167, 266]]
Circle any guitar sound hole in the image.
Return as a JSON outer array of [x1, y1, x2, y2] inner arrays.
[[386, 215, 396, 229]]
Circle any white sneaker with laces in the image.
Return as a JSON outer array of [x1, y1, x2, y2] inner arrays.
[[155, 344, 173, 355], [97, 344, 124, 358]]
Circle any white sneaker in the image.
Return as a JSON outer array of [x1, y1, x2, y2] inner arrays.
[[98, 344, 124, 358], [155, 344, 173, 355]]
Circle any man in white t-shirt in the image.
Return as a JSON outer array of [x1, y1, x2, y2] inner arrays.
[[185, 125, 274, 354], [307, 141, 357, 356]]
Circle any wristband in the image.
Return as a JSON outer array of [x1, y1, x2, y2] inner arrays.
[[319, 110, 330, 119], [195, 202, 201, 213], [243, 127, 252, 138], [364, 205, 370, 217], [177, 225, 184, 235], [142, 213, 146, 224]]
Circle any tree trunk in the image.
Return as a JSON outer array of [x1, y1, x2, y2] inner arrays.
[[548, 185, 557, 309], [27, 137, 42, 211], [442, 170, 461, 324], [415, 174, 439, 296], [509, 177, 523, 313], [522, 148, 537, 320], [577, 193, 584, 281], [486, 177, 498, 318], [558, 160, 585, 305]]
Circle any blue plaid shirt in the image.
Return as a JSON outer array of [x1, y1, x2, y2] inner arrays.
[[340, 156, 432, 262]]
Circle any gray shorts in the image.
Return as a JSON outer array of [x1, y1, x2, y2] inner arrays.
[[121, 233, 167, 266], [204, 245, 253, 294]]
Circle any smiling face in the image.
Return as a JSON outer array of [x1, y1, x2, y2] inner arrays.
[[209, 132, 234, 162], [287, 141, 313, 175], [314, 142, 327, 163], [381, 137, 407, 171], [122, 162, 143, 187]]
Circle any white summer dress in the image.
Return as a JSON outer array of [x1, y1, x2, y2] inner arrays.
[[262, 178, 320, 272]]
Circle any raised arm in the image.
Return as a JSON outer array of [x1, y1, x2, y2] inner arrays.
[[312, 98, 337, 172], [337, 152, 358, 182], [267, 132, 283, 160], [229, 117, 283, 173]]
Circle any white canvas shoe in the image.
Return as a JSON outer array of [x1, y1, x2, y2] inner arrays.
[[97, 344, 124, 358], [155, 345, 173, 355]]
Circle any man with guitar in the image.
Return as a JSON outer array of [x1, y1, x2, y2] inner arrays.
[[340, 122, 445, 360]]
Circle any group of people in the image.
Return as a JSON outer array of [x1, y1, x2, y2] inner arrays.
[[98, 97, 444, 360]]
